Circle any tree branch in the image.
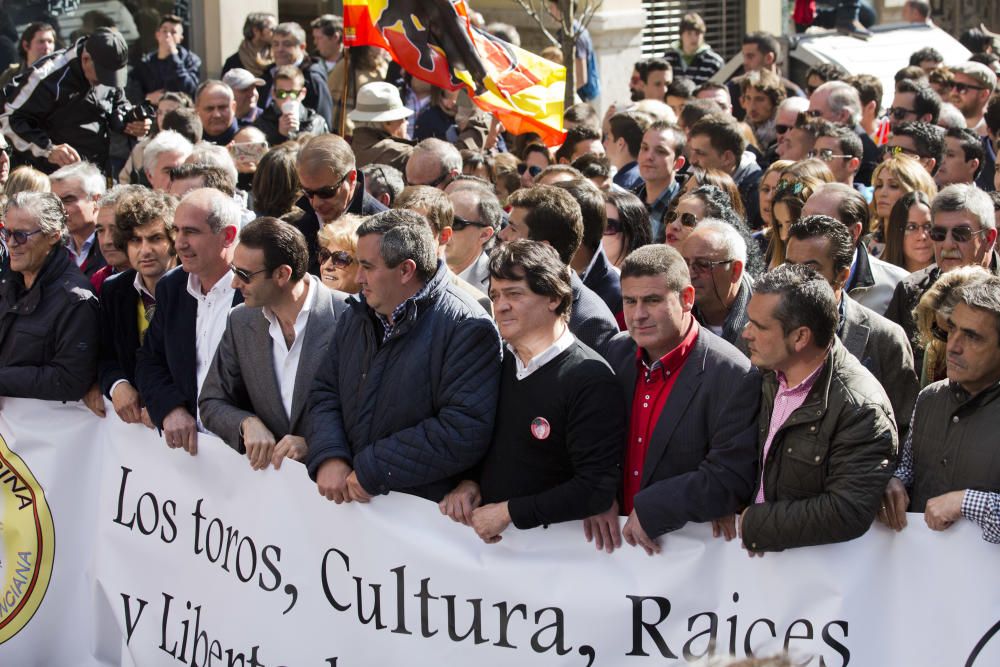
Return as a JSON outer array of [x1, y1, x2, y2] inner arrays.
[[510, 0, 561, 47]]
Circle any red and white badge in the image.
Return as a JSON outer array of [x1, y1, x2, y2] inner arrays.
[[530, 417, 551, 440]]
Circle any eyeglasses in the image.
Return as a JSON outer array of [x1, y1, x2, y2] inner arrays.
[[406, 169, 451, 188], [810, 148, 852, 162], [775, 123, 792, 135], [303, 171, 351, 199], [880, 144, 922, 160], [930, 320, 949, 343], [516, 164, 543, 178], [686, 257, 734, 274], [904, 222, 932, 235], [665, 210, 698, 228], [452, 215, 489, 231], [928, 225, 987, 243], [273, 39, 300, 48], [0, 227, 45, 245], [887, 106, 917, 121], [230, 263, 271, 283], [953, 82, 988, 94], [805, 109, 824, 118], [604, 218, 622, 235], [274, 88, 303, 100], [318, 248, 355, 268]]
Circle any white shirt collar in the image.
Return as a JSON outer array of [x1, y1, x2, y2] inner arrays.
[[580, 244, 605, 282], [506, 325, 575, 381], [186, 269, 235, 301], [132, 271, 155, 301], [261, 275, 317, 341]]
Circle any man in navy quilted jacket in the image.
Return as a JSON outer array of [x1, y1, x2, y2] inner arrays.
[[306, 209, 503, 503]]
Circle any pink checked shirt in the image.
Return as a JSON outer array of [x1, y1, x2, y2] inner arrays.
[[754, 361, 827, 504]]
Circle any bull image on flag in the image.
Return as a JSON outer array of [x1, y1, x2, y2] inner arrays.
[[344, 0, 566, 144]]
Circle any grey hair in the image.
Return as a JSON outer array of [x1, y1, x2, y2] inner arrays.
[[144, 130, 194, 170], [357, 209, 438, 282], [189, 142, 238, 186], [414, 138, 462, 176], [956, 276, 1000, 343], [778, 96, 810, 115], [49, 161, 106, 197], [274, 21, 306, 45], [450, 183, 504, 233], [361, 163, 404, 205], [936, 102, 968, 130], [931, 183, 996, 231], [98, 183, 146, 209], [182, 187, 241, 233], [818, 81, 861, 126], [4, 191, 68, 241], [693, 218, 748, 263]]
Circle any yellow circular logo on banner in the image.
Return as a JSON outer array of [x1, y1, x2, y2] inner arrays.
[[0, 433, 55, 644]]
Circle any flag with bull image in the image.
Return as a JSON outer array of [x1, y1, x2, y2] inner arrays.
[[343, 0, 567, 145]]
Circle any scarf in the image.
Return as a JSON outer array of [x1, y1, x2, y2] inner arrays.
[[238, 40, 272, 78]]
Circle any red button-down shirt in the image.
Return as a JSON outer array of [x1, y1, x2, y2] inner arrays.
[[623, 319, 700, 515]]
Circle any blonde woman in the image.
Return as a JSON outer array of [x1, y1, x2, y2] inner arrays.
[[764, 159, 834, 268], [316, 214, 362, 293], [868, 155, 937, 257], [3, 166, 50, 196]]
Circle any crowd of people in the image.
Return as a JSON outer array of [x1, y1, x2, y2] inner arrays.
[[0, 0, 997, 587]]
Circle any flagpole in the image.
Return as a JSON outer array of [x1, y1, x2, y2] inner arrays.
[[339, 47, 351, 137]]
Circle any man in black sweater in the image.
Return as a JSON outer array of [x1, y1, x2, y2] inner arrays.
[[440, 240, 624, 541]]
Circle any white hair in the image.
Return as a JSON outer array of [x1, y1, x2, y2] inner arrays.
[[188, 142, 238, 185], [693, 218, 748, 263], [778, 96, 810, 115], [181, 187, 241, 233], [932, 183, 996, 231], [49, 161, 105, 197], [144, 130, 194, 170], [817, 81, 861, 126], [413, 138, 462, 174]]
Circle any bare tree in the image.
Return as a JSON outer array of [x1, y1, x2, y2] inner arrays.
[[511, 0, 603, 110]]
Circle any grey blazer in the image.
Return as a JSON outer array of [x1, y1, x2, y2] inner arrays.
[[840, 293, 918, 433], [199, 279, 350, 452]]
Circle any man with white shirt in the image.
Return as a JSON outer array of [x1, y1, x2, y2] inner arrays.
[[446, 183, 503, 296], [49, 162, 107, 277], [200, 217, 350, 469], [135, 188, 244, 454]]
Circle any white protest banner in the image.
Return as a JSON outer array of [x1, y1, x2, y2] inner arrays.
[[1, 397, 998, 666]]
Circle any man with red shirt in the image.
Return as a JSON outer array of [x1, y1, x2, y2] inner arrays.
[[584, 244, 759, 554]]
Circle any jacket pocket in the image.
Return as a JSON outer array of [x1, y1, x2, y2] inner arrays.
[[775, 429, 828, 499]]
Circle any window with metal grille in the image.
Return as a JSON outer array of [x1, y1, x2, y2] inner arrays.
[[640, 1, 746, 60]]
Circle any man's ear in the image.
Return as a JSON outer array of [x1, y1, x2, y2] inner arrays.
[[223, 225, 238, 246], [438, 226, 453, 247]]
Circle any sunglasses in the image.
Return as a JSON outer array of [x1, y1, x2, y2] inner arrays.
[[0, 144, 11, 158], [775, 123, 792, 135], [930, 320, 949, 343], [810, 148, 852, 162], [880, 144, 922, 160], [516, 164, 543, 178], [452, 215, 489, 231], [665, 210, 698, 228], [303, 171, 350, 199], [230, 263, 271, 283], [686, 257, 733, 274], [887, 106, 916, 121], [604, 218, 622, 235], [274, 88, 303, 100], [928, 225, 987, 243], [953, 82, 987, 94], [318, 248, 355, 268], [0, 227, 45, 245], [904, 222, 932, 235]]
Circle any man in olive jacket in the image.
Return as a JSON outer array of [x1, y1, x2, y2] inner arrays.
[[736, 264, 897, 553]]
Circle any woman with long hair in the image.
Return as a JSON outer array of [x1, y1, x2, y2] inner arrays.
[[602, 189, 652, 268], [882, 191, 935, 273], [252, 143, 303, 220], [868, 155, 937, 257], [668, 185, 764, 277], [680, 166, 746, 220]]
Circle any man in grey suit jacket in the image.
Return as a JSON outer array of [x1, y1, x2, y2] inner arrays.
[[200, 218, 349, 469], [447, 184, 503, 297], [786, 216, 919, 432], [583, 244, 760, 554]]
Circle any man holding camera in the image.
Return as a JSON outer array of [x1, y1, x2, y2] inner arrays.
[[0, 28, 150, 176]]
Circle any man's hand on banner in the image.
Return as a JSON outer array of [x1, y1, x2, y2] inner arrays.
[[737, 507, 765, 558], [271, 435, 307, 470], [241, 416, 277, 470], [924, 490, 966, 531], [439, 480, 482, 525], [471, 502, 511, 544], [623, 510, 661, 556], [140, 407, 155, 429], [346, 471, 373, 503], [110, 381, 143, 424], [83, 384, 106, 418], [162, 406, 198, 455], [583, 499, 622, 553], [316, 458, 354, 503], [878, 477, 909, 531], [711, 514, 739, 541]]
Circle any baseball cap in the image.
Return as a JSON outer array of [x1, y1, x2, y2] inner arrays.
[[85, 28, 129, 88], [223, 68, 266, 91]]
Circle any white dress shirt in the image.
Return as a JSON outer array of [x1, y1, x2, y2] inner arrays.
[[506, 325, 575, 381], [261, 276, 317, 419], [187, 270, 237, 426]]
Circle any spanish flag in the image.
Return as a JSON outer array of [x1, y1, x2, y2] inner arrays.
[[343, 0, 566, 145]]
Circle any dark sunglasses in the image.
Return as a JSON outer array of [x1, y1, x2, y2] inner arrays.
[[303, 170, 350, 199], [665, 210, 698, 228], [452, 215, 489, 231], [888, 106, 916, 121], [230, 263, 271, 283], [604, 218, 622, 235], [406, 169, 450, 188], [516, 164, 543, 178], [775, 123, 792, 135], [0, 227, 45, 245], [930, 320, 949, 343], [318, 248, 355, 268], [0, 144, 11, 158], [953, 82, 987, 94], [928, 225, 987, 243]]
